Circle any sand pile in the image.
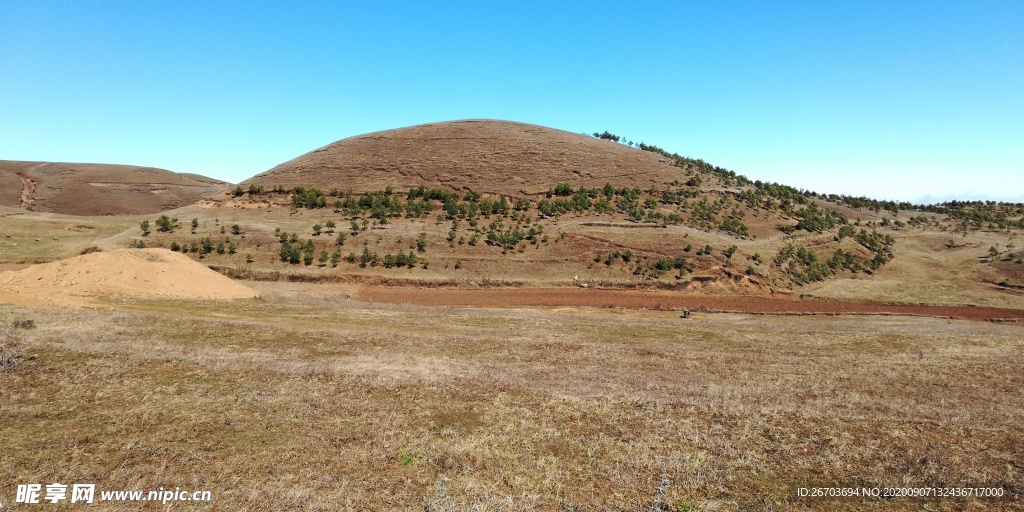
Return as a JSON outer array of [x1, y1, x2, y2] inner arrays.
[[0, 248, 260, 307]]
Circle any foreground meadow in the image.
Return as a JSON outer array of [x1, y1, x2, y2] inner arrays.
[[1, 282, 1021, 511]]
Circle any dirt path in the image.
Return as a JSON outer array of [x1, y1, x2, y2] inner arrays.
[[357, 287, 1024, 322], [17, 173, 36, 209]]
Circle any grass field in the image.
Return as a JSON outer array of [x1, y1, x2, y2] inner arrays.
[[2, 281, 1021, 510]]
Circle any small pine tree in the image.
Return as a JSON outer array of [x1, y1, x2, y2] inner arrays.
[[191, 218, 199, 233], [155, 215, 173, 232], [139, 220, 150, 236], [318, 249, 329, 267]]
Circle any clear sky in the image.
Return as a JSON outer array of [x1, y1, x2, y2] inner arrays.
[[1, 1, 1021, 203]]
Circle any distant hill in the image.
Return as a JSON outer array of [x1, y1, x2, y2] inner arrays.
[[245, 119, 692, 195], [0, 160, 229, 216], [2, 120, 1021, 309]]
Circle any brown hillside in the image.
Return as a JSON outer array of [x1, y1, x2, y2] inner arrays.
[[245, 119, 689, 195], [0, 160, 230, 216]]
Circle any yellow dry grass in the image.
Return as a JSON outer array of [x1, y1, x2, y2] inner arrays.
[[1, 282, 1021, 510]]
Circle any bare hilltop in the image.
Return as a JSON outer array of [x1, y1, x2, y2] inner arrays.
[[246, 119, 690, 195]]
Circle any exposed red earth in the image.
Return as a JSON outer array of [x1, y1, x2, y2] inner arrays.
[[357, 286, 1024, 322]]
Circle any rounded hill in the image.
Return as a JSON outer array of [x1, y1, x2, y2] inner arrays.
[[0, 160, 229, 216], [246, 120, 689, 195]]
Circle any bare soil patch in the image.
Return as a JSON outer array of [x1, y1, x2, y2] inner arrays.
[[357, 286, 1024, 322], [0, 248, 259, 306]]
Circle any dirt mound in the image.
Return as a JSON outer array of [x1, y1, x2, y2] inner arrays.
[[245, 119, 688, 195], [0, 249, 260, 307], [0, 160, 230, 216]]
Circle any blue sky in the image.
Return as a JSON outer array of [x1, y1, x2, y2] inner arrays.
[[1, 1, 1021, 203]]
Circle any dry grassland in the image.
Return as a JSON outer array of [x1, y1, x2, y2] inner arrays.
[[0, 160, 227, 216], [1, 282, 1021, 510]]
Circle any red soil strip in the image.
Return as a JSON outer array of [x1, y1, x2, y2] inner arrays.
[[358, 287, 1024, 323]]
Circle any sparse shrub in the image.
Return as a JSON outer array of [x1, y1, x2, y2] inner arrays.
[[280, 242, 294, 262], [720, 217, 749, 237], [155, 215, 176, 232], [359, 248, 378, 267], [2, 321, 31, 372], [139, 220, 150, 236]]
